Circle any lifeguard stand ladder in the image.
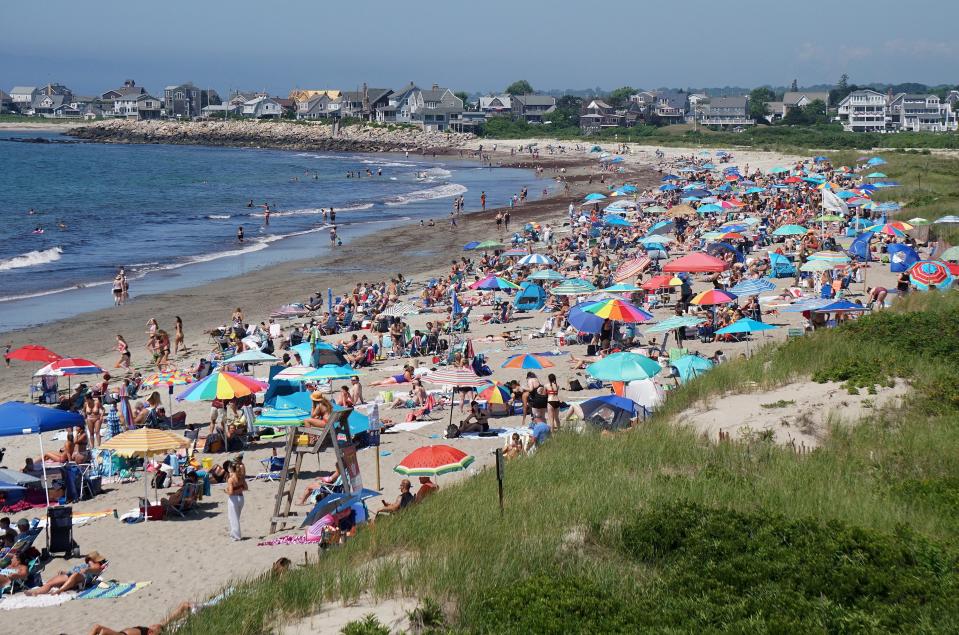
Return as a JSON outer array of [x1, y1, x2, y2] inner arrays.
[[268, 408, 352, 534]]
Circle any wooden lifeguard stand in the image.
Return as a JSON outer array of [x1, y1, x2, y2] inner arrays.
[[268, 408, 354, 534]]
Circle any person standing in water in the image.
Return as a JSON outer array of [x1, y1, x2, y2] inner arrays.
[[237, 226, 244, 243]]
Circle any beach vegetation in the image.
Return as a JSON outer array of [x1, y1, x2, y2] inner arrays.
[[341, 614, 390, 635]]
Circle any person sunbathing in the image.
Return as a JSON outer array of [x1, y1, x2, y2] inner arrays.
[[161, 473, 198, 512], [504, 432, 525, 460], [458, 401, 490, 434], [375, 479, 413, 518], [41, 432, 79, 463], [370, 365, 414, 386], [0, 552, 28, 589], [297, 467, 341, 505], [26, 551, 105, 596]]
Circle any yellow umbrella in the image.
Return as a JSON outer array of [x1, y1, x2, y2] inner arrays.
[[101, 429, 190, 521]]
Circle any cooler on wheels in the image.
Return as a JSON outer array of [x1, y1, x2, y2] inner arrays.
[[45, 505, 80, 558]]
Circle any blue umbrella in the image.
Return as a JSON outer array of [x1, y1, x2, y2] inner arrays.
[[0, 401, 83, 436], [714, 318, 777, 335], [670, 355, 714, 383], [586, 352, 662, 381], [660, 184, 680, 192], [811, 300, 869, 313], [866, 157, 886, 166], [463, 241, 480, 251], [567, 302, 606, 334], [584, 193, 607, 201], [729, 279, 776, 296], [603, 215, 633, 227]]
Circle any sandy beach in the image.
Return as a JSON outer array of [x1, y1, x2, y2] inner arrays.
[[0, 139, 902, 633]]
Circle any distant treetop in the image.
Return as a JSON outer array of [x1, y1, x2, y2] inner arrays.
[[505, 80, 534, 95]]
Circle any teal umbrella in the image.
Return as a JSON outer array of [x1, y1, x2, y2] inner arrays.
[[301, 364, 360, 380], [527, 269, 566, 282], [670, 355, 714, 383], [645, 316, 705, 334], [714, 318, 777, 335], [586, 352, 661, 381], [772, 224, 808, 237]]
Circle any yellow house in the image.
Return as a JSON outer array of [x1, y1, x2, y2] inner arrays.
[[288, 89, 341, 103]]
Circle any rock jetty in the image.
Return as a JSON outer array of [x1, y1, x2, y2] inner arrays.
[[69, 119, 474, 153]]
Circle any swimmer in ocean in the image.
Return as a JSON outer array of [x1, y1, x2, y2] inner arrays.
[[237, 226, 245, 243]]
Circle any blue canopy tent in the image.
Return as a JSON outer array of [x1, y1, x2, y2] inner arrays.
[[768, 252, 796, 278], [847, 232, 874, 262], [268, 391, 371, 438], [513, 281, 547, 312], [0, 401, 84, 508]]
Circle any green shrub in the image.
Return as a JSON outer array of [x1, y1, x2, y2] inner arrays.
[[342, 614, 390, 635]]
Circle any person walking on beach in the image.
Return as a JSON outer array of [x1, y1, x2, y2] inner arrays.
[[449, 210, 457, 231], [481, 191, 486, 210], [112, 274, 124, 306], [174, 316, 187, 355], [225, 456, 247, 541], [330, 225, 338, 247], [115, 335, 131, 369], [237, 226, 244, 243], [263, 204, 271, 226], [504, 210, 511, 232]]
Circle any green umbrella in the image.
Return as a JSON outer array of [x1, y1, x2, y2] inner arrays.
[[940, 246, 959, 262], [474, 240, 505, 251], [645, 316, 705, 334], [813, 214, 843, 222], [800, 260, 835, 272]]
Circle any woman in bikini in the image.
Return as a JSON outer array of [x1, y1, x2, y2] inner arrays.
[[545, 373, 561, 432], [83, 394, 104, 448], [115, 334, 131, 369], [370, 364, 414, 386], [173, 316, 187, 355], [27, 551, 106, 596]]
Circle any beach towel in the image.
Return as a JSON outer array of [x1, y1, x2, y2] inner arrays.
[[257, 535, 321, 547], [459, 427, 523, 439], [77, 581, 152, 599], [388, 420, 432, 432], [0, 591, 76, 610]]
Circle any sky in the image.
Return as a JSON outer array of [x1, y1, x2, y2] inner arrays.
[[2, 0, 957, 97]]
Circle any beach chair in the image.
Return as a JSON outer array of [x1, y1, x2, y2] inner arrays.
[[379, 334, 395, 359], [163, 482, 198, 518]]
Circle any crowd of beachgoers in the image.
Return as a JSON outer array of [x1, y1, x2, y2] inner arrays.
[[1, 140, 955, 633]]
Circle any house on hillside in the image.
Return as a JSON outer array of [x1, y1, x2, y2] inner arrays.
[[410, 86, 464, 131], [511, 94, 556, 124], [653, 90, 688, 124], [580, 99, 623, 133], [765, 91, 830, 120], [375, 82, 419, 124], [836, 89, 889, 132], [164, 83, 219, 118], [339, 85, 392, 120], [102, 80, 145, 101], [296, 93, 339, 120], [700, 96, 752, 128], [479, 94, 512, 116], [241, 96, 282, 119], [888, 93, 957, 132], [114, 91, 162, 119], [10, 86, 39, 112]]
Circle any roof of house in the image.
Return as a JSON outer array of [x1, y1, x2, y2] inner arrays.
[[32, 94, 66, 107], [709, 96, 748, 109], [288, 89, 341, 101], [419, 88, 453, 102], [0, 90, 9, 100], [586, 99, 612, 109], [135, 93, 160, 103], [783, 91, 829, 105], [165, 83, 199, 91], [11, 86, 37, 94], [513, 94, 556, 107], [656, 90, 687, 109]]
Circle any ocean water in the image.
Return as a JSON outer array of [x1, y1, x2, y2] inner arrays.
[[0, 131, 549, 331]]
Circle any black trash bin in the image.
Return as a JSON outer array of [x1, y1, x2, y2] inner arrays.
[[46, 505, 79, 558]]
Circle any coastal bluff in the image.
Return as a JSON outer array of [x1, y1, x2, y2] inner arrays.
[[69, 118, 474, 153]]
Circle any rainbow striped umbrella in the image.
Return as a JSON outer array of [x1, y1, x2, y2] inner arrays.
[[394, 445, 475, 477], [142, 369, 193, 387], [501, 353, 555, 370], [866, 221, 913, 237], [690, 289, 737, 306], [176, 370, 268, 402], [478, 382, 512, 404], [582, 298, 653, 323], [470, 275, 521, 291]]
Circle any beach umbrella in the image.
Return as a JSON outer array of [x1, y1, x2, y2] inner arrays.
[[660, 184, 680, 192], [4, 345, 62, 364], [142, 369, 194, 409], [641, 274, 683, 291], [670, 355, 714, 383], [394, 445, 475, 477], [772, 224, 808, 236], [567, 302, 606, 334], [501, 354, 555, 370], [586, 352, 661, 381], [584, 193, 607, 201], [582, 298, 653, 323], [552, 278, 597, 295], [223, 350, 279, 364], [744, 187, 766, 194], [517, 253, 554, 267], [800, 260, 835, 272], [808, 250, 851, 265], [729, 278, 776, 296], [474, 240, 505, 251], [715, 318, 777, 335], [813, 214, 843, 223], [644, 205, 668, 214], [527, 269, 566, 282], [866, 157, 886, 166], [810, 300, 869, 313], [665, 204, 697, 218], [909, 261, 955, 291], [470, 275, 521, 291], [463, 241, 480, 251], [640, 236, 671, 247], [934, 215, 959, 224], [273, 365, 315, 380], [255, 403, 311, 427], [34, 357, 103, 377], [644, 315, 705, 334], [907, 217, 929, 226], [423, 367, 487, 389], [602, 283, 644, 293], [379, 301, 420, 318], [663, 253, 728, 273], [603, 215, 633, 227], [690, 289, 737, 306], [769, 166, 790, 174], [866, 172, 886, 178], [939, 246, 959, 262], [697, 204, 724, 214], [301, 364, 359, 380], [101, 428, 190, 519], [477, 382, 512, 405], [176, 370, 268, 402], [647, 219, 674, 234], [613, 256, 651, 281], [500, 248, 528, 258]]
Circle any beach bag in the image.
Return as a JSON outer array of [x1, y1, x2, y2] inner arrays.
[[446, 424, 461, 439], [203, 433, 224, 454], [568, 379, 584, 392], [151, 471, 167, 489]]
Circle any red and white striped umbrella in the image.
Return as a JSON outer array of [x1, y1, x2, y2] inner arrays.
[[613, 256, 651, 282], [423, 367, 487, 388], [34, 357, 104, 377]]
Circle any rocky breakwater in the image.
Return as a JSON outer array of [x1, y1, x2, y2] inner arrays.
[[69, 119, 474, 153]]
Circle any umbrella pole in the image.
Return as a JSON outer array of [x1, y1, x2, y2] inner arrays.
[[37, 434, 51, 509]]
